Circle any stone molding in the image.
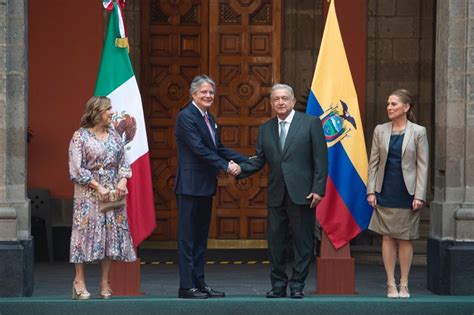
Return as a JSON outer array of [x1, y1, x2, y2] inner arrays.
[[0, 206, 17, 240], [455, 206, 474, 241]]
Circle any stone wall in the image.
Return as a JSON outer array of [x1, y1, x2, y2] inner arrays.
[[366, 0, 434, 157], [282, 0, 323, 110]]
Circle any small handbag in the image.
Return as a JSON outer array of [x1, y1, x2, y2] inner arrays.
[[98, 189, 127, 213]]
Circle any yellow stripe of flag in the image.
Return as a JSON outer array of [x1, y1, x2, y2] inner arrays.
[[310, 0, 368, 184]]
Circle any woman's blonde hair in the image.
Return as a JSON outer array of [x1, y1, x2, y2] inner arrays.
[[390, 89, 416, 123], [80, 96, 112, 128]]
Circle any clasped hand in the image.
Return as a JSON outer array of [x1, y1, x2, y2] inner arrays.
[[115, 178, 128, 198], [227, 160, 241, 177], [96, 185, 110, 202], [95, 178, 127, 202]]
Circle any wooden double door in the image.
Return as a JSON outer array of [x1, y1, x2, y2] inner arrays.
[[141, 0, 281, 243]]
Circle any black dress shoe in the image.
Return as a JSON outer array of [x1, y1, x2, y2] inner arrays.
[[178, 288, 208, 299], [266, 287, 287, 298], [290, 289, 304, 299], [198, 286, 225, 298]]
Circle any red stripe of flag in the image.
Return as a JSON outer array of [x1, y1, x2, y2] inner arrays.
[[126, 152, 156, 247], [316, 177, 362, 249]]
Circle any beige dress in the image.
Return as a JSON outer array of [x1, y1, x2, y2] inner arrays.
[[369, 205, 420, 240]]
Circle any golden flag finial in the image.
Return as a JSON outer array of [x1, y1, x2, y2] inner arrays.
[[115, 37, 130, 53]]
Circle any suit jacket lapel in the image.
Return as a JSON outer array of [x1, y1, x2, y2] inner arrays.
[[402, 120, 414, 155], [383, 122, 392, 154], [190, 103, 216, 148], [207, 112, 217, 146], [270, 117, 282, 154], [282, 111, 302, 155]]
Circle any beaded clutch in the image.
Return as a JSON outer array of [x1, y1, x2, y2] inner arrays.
[[98, 190, 127, 213]]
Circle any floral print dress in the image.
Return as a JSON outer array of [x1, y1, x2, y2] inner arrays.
[[68, 128, 136, 263]]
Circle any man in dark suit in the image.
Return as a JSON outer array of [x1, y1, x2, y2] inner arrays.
[[231, 84, 328, 298], [175, 75, 247, 299]]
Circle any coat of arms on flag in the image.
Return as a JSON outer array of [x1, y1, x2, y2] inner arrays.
[[321, 100, 357, 147]]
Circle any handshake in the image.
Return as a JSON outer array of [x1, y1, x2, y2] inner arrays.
[[227, 160, 241, 177]]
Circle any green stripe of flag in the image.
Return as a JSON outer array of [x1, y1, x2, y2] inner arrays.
[[94, 3, 133, 96]]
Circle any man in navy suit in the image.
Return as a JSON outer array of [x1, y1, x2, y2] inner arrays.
[[174, 75, 247, 299]]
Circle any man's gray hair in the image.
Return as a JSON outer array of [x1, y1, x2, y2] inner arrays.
[[190, 75, 216, 95], [271, 84, 295, 99]]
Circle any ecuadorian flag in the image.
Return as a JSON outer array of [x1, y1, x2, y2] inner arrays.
[[306, 0, 372, 249]]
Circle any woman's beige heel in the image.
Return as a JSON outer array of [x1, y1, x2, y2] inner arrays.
[[387, 280, 399, 298], [399, 282, 410, 299], [72, 281, 91, 300], [98, 281, 113, 299]]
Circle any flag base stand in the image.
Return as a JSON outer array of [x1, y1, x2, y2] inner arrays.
[[109, 258, 143, 296], [316, 231, 355, 294]]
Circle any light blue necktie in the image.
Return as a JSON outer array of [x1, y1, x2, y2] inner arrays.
[[279, 121, 287, 149]]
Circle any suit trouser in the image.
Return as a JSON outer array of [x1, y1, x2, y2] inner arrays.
[[267, 189, 315, 291], [177, 194, 212, 289]]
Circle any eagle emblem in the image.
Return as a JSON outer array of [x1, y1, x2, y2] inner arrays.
[[112, 111, 137, 150]]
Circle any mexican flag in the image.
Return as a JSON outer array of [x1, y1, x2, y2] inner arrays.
[[94, 1, 156, 247]]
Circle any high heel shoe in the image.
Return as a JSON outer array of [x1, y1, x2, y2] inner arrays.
[[387, 280, 399, 298], [98, 281, 113, 299], [72, 281, 91, 300], [399, 283, 410, 299]]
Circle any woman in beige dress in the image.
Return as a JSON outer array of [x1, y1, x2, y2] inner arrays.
[[366, 89, 429, 299]]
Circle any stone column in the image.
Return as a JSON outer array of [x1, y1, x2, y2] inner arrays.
[[0, 0, 33, 297], [428, 0, 474, 295]]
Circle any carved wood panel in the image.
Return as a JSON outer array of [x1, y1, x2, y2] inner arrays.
[[141, 0, 209, 240], [141, 0, 281, 242], [209, 0, 281, 239]]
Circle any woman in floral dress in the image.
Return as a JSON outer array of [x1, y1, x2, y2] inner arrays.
[[68, 96, 136, 299]]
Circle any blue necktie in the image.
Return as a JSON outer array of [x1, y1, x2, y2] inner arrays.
[[279, 121, 287, 149]]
